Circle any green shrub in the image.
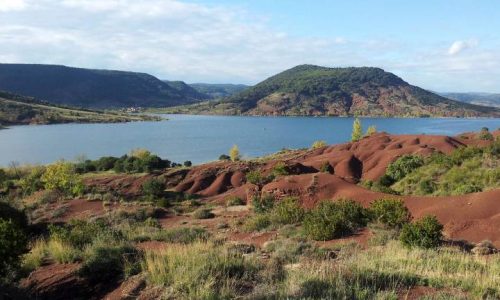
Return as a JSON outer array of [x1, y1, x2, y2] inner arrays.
[[320, 161, 333, 173], [0, 202, 27, 229], [246, 170, 273, 185], [243, 214, 271, 232], [478, 127, 493, 141], [156, 227, 209, 244], [183, 161, 192, 167], [192, 208, 215, 219], [386, 155, 424, 181], [369, 198, 411, 228], [304, 199, 368, 241], [0, 219, 27, 278], [156, 198, 170, 208], [125, 225, 209, 244], [399, 215, 443, 249], [141, 178, 164, 200], [252, 194, 275, 214], [378, 174, 395, 187], [226, 196, 245, 206], [270, 197, 305, 225], [79, 241, 139, 283], [41, 161, 84, 196], [272, 162, 289, 177], [48, 219, 115, 249], [311, 140, 327, 149], [18, 166, 45, 195], [219, 154, 230, 161]]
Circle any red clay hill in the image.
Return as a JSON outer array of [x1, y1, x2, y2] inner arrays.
[[84, 130, 500, 247]]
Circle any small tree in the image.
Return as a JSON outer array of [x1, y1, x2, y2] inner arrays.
[[365, 125, 376, 137], [351, 118, 362, 142], [229, 145, 240, 162], [41, 161, 84, 196], [399, 215, 443, 249]]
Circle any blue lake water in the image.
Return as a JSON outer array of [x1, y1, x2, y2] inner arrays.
[[0, 115, 499, 166]]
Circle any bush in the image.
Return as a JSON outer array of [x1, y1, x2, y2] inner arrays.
[[0, 219, 27, 278], [311, 140, 327, 149], [94, 156, 118, 171], [243, 214, 272, 232], [272, 162, 289, 177], [48, 219, 113, 249], [0, 202, 27, 229], [41, 161, 84, 196], [156, 227, 209, 244], [386, 155, 424, 181], [304, 199, 368, 241], [246, 170, 273, 186], [252, 194, 275, 214], [378, 174, 395, 187], [141, 178, 164, 200], [219, 154, 230, 161], [369, 198, 411, 228], [270, 197, 304, 225], [226, 196, 245, 206], [399, 215, 443, 249], [18, 166, 45, 195], [320, 161, 333, 173], [79, 241, 139, 283], [478, 127, 493, 141], [192, 208, 215, 219], [183, 161, 192, 167]]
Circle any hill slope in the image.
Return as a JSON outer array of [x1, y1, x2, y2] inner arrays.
[[173, 65, 499, 117], [189, 83, 249, 99], [439, 92, 500, 108], [0, 64, 207, 109], [0, 91, 158, 125]]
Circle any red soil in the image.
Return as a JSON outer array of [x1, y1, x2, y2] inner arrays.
[[20, 263, 85, 300], [79, 131, 500, 247]]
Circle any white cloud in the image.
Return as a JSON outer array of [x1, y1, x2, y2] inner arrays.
[[0, 0, 498, 92], [0, 0, 26, 12], [447, 39, 478, 55]]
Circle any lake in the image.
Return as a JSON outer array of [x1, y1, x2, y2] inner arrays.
[[0, 115, 499, 166]]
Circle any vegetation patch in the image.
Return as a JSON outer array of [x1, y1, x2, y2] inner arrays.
[[142, 242, 260, 298], [303, 199, 368, 240]]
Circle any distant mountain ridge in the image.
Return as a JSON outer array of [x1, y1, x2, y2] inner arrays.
[[439, 92, 500, 108], [171, 65, 499, 117], [188, 83, 249, 99], [0, 90, 157, 125], [0, 64, 209, 109]]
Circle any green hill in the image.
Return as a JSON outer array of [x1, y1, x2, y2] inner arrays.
[[170, 65, 499, 117], [0, 64, 207, 109], [0, 91, 159, 126], [189, 83, 249, 99]]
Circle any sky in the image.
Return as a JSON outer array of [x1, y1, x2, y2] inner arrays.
[[0, 0, 499, 92]]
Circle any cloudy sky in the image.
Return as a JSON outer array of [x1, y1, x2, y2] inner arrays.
[[0, 0, 499, 92]]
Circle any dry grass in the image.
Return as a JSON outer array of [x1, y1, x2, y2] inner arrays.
[[141, 241, 259, 298]]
